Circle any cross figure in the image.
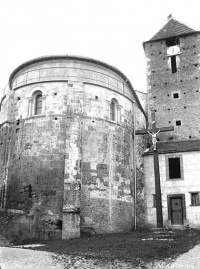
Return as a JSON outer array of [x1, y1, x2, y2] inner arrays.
[[135, 110, 174, 228]]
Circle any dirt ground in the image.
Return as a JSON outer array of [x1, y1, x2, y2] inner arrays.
[[1, 229, 200, 268]]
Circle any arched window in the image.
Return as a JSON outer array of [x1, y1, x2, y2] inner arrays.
[[35, 93, 42, 115], [110, 98, 118, 122], [31, 91, 43, 115]]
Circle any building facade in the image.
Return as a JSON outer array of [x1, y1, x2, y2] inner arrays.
[[0, 56, 146, 240], [143, 17, 200, 228]]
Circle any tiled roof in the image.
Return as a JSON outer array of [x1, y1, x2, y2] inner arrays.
[[144, 140, 200, 155], [150, 18, 195, 41]]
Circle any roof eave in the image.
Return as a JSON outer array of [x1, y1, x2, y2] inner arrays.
[[143, 31, 200, 50]]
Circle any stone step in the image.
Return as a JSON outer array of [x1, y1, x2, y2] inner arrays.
[[170, 225, 186, 230]]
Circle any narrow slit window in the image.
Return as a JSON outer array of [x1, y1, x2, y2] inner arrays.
[[110, 100, 115, 121], [110, 98, 118, 122], [169, 157, 181, 179], [35, 94, 42, 115], [171, 56, 177, 73]]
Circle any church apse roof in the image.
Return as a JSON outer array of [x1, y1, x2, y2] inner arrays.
[[143, 17, 200, 45]]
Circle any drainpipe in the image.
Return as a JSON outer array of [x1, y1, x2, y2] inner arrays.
[[133, 101, 137, 230]]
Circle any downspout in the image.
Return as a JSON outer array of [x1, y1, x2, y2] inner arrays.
[[133, 101, 137, 230]]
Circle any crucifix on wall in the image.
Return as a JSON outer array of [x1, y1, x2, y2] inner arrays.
[[136, 110, 174, 228]]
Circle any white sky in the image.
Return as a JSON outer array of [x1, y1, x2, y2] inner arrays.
[[1, 0, 200, 96]]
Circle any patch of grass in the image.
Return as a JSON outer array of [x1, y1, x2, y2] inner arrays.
[[25, 229, 200, 268]]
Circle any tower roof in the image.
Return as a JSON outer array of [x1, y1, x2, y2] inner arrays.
[[143, 17, 200, 46], [150, 18, 195, 41]]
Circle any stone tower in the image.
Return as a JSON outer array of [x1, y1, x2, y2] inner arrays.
[[143, 17, 200, 140], [142, 18, 200, 229], [0, 56, 146, 240]]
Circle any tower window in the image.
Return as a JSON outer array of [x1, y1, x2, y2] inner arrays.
[[166, 37, 179, 47], [173, 93, 179, 99], [171, 56, 177, 73], [176, 120, 181, 126], [169, 157, 181, 179]]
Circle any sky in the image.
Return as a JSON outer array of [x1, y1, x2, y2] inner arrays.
[[1, 0, 200, 96]]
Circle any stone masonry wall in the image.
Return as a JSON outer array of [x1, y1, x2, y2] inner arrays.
[[0, 58, 146, 240], [144, 33, 200, 140]]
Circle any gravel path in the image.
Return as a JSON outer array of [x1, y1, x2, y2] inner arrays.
[[169, 244, 200, 269], [0, 245, 136, 269], [0, 246, 65, 269], [1, 243, 200, 269]]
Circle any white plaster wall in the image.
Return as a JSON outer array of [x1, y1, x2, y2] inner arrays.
[[144, 151, 200, 228]]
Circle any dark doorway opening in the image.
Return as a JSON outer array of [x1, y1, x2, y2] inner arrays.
[[170, 197, 183, 225]]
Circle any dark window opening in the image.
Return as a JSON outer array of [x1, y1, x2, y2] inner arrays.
[[35, 94, 42, 115], [171, 56, 177, 73], [110, 98, 118, 122], [176, 120, 181, 126], [191, 193, 200, 206], [173, 93, 179, 99], [166, 37, 179, 47], [169, 157, 181, 179], [28, 184, 32, 198]]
